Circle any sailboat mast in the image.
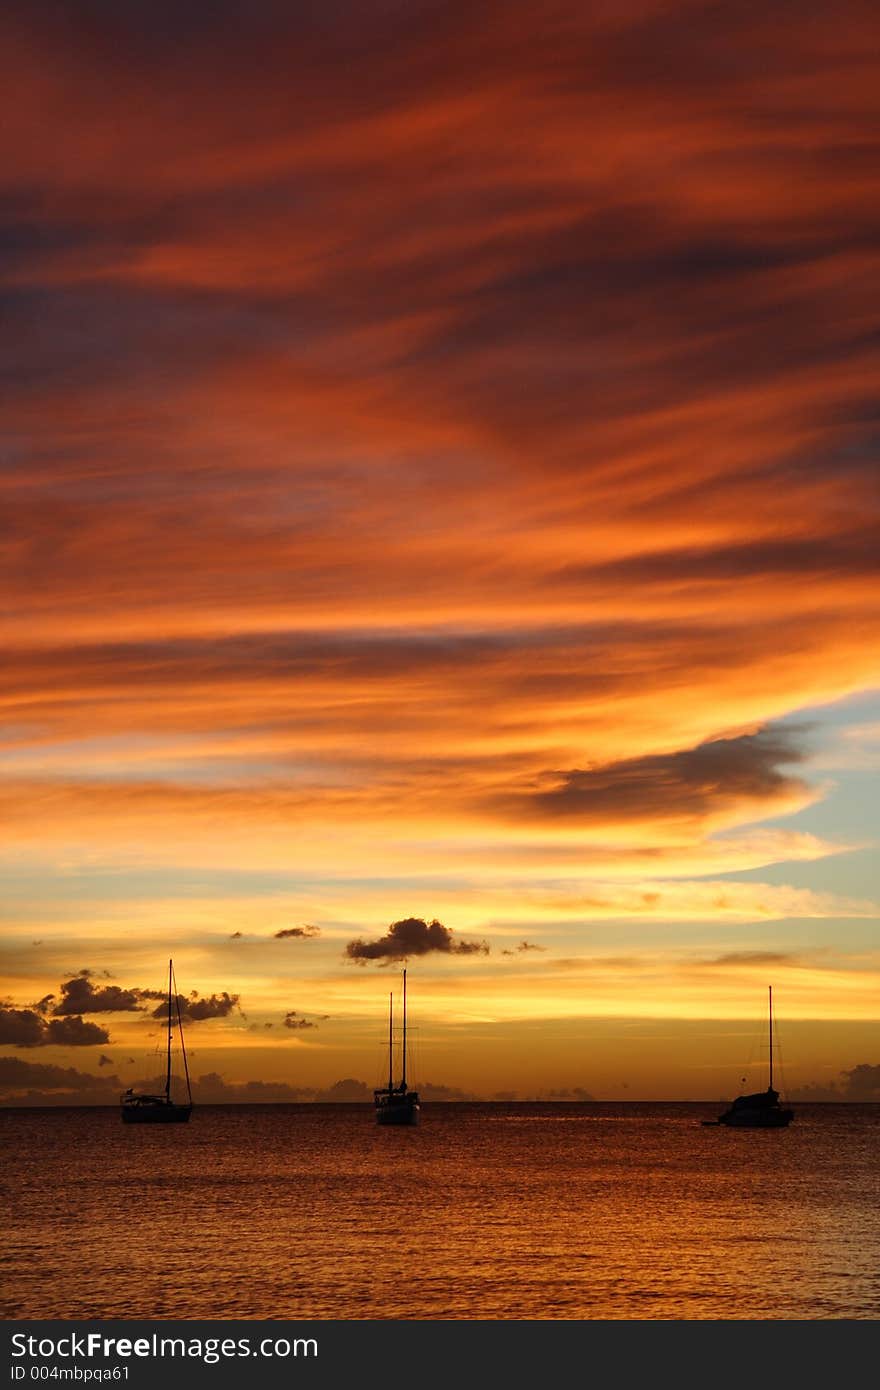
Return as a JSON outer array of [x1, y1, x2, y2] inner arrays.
[[402, 967, 407, 1090], [388, 992, 394, 1092], [768, 984, 773, 1091], [165, 957, 173, 1100]]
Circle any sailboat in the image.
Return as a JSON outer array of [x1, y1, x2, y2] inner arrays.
[[374, 967, 420, 1126], [121, 959, 193, 1123], [713, 986, 794, 1128]]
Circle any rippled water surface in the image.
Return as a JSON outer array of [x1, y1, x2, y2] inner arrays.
[[3, 1103, 878, 1319]]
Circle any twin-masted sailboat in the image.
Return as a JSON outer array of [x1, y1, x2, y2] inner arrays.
[[374, 967, 420, 1126], [121, 958, 193, 1123]]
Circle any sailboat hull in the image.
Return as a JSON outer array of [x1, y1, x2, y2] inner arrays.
[[374, 1090, 420, 1125], [718, 1107, 793, 1128], [122, 1103, 192, 1124], [375, 1104, 419, 1126], [375, 1100, 419, 1123]]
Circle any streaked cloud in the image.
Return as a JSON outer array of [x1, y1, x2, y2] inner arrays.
[[492, 727, 812, 829]]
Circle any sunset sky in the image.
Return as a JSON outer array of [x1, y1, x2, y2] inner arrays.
[[2, 0, 878, 1103]]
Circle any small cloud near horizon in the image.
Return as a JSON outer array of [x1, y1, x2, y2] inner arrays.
[[542, 1086, 596, 1101], [790, 1062, 880, 1103], [345, 916, 489, 964], [284, 1011, 318, 1031], [151, 991, 240, 1022]]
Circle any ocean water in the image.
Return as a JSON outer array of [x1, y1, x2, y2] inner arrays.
[[2, 1103, 878, 1320]]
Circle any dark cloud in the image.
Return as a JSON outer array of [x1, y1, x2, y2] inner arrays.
[[419, 1081, 473, 1100], [345, 916, 489, 964], [192, 1072, 316, 1103], [45, 1016, 110, 1046], [791, 1062, 880, 1103], [543, 1086, 595, 1101], [274, 925, 320, 939], [502, 940, 546, 955], [229, 931, 243, 939], [317, 1078, 372, 1102], [841, 1063, 880, 1101], [98, 1053, 112, 1067], [497, 727, 808, 825], [8, 971, 233, 1045], [561, 531, 880, 591], [0, 624, 710, 706], [0, 1056, 121, 1103], [191, 1074, 380, 1104], [0, 1006, 48, 1047], [0, 1057, 480, 1106], [151, 991, 239, 1022], [283, 1011, 317, 1031], [0, 1005, 109, 1047], [52, 971, 142, 1015]]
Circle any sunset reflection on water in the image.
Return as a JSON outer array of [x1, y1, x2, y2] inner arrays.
[[3, 1103, 878, 1320]]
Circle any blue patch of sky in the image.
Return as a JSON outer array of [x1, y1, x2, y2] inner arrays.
[[711, 689, 878, 901]]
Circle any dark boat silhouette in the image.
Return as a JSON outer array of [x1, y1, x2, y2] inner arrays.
[[121, 958, 193, 1124], [706, 986, 793, 1128], [374, 967, 420, 1126]]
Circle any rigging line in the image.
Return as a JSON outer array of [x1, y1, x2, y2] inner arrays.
[[402, 967, 407, 1090], [173, 961, 193, 1105], [165, 957, 173, 1101], [388, 990, 393, 1094], [773, 1020, 788, 1099]]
